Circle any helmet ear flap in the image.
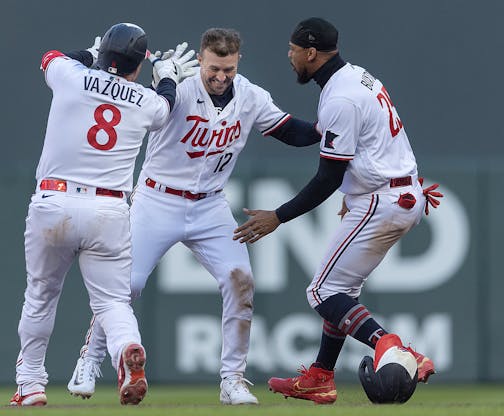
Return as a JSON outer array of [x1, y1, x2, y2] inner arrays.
[[359, 353, 418, 404], [359, 356, 383, 403]]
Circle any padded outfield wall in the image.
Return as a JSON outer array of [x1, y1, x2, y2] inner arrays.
[[1, 0, 503, 384]]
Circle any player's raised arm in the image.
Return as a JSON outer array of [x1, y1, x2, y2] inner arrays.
[[147, 42, 199, 110]]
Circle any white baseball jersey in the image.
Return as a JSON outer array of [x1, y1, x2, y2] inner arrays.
[[141, 72, 290, 192], [37, 53, 170, 191], [316, 63, 417, 195], [77, 72, 288, 380]]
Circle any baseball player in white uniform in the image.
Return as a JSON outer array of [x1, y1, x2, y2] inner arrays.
[[67, 28, 322, 405], [234, 18, 442, 404], [11, 23, 197, 407]]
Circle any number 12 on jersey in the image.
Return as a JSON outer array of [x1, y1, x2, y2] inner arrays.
[[214, 152, 233, 173]]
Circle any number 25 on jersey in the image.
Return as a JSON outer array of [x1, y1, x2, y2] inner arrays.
[[376, 86, 403, 138]]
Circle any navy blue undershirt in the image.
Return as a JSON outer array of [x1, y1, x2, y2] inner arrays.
[[275, 53, 349, 223]]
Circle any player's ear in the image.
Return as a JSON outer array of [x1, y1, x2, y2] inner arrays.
[[307, 47, 317, 62], [197, 52, 203, 65]]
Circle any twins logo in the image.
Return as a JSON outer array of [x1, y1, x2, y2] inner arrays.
[[180, 115, 241, 159]]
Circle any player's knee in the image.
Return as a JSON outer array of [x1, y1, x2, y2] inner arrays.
[[313, 292, 359, 323], [227, 267, 254, 313]]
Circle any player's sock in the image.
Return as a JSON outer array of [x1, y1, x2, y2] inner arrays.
[[315, 293, 387, 349], [314, 320, 347, 370]]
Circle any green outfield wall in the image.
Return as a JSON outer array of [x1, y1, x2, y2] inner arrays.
[[1, 0, 502, 384]]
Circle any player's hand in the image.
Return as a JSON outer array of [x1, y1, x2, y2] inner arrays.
[[150, 42, 198, 85], [86, 36, 101, 63], [233, 208, 281, 244], [148, 49, 174, 88], [338, 196, 349, 220]]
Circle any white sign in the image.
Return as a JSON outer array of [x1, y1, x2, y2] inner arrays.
[[158, 178, 469, 294]]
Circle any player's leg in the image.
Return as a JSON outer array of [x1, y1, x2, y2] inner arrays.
[[184, 194, 257, 405], [310, 191, 433, 379], [68, 185, 183, 398], [12, 196, 77, 406], [78, 197, 146, 405], [269, 190, 431, 403], [66, 315, 106, 398]]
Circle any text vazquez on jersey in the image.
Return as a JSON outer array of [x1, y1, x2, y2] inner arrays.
[[84, 75, 144, 107]]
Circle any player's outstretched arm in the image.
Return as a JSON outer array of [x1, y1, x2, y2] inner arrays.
[[269, 117, 321, 147], [63, 36, 101, 68], [234, 159, 348, 244], [148, 42, 198, 85], [233, 209, 281, 244]]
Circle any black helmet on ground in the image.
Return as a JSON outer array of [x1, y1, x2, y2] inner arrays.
[[359, 351, 418, 404]]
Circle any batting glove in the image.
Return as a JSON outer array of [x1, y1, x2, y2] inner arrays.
[[148, 49, 174, 89], [418, 177, 444, 215], [86, 36, 101, 63], [149, 42, 198, 85]]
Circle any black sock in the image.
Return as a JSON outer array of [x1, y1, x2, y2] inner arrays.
[[314, 319, 346, 370], [315, 293, 387, 349]]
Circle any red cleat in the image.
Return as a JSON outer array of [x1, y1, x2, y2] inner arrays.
[[118, 343, 148, 405], [9, 389, 47, 406], [376, 333, 436, 383], [268, 364, 337, 404], [406, 346, 436, 383]]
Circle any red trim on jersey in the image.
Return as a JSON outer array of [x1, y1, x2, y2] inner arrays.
[[41, 50, 65, 71], [262, 113, 292, 136], [320, 153, 354, 161], [186, 150, 205, 159]]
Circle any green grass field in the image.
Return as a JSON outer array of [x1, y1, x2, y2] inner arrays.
[[1, 384, 504, 416]]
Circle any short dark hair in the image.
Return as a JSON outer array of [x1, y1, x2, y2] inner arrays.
[[200, 28, 241, 56]]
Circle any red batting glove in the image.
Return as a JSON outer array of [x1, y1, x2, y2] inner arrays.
[[419, 177, 443, 215]]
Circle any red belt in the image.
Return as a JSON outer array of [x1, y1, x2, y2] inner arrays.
[[40, 179, 124, 198], [390, 176, 412, 188], [145, 178, 221, 201]]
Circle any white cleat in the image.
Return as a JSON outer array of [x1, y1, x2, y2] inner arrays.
[[220, 376, 259, 405], [67, 357, 102, 399]]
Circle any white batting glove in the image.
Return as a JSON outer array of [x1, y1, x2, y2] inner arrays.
[[148, 49, 174, 88], [86, 36, 101, 63], [150, 42, 198, 85]]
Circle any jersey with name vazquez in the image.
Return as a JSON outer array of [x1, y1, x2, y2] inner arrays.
[[36, 56, 169, 192], [317, 63, 417, 195], [141, 73, 290, 193]]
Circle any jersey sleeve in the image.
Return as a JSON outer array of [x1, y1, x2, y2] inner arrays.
[[251, 88, 291, 135], [318, 97, 360, 161], [147, 93, 170, 131], [42, 52, 82, 90]]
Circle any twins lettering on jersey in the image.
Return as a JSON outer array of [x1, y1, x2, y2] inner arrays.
[[83, 75, 144, 107], [180, 115, 241, 159]]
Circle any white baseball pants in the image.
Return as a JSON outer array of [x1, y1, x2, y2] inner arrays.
[[307, 182, 425, 308], [84, 178, 254, 379], [16, 190, 141, 394]]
